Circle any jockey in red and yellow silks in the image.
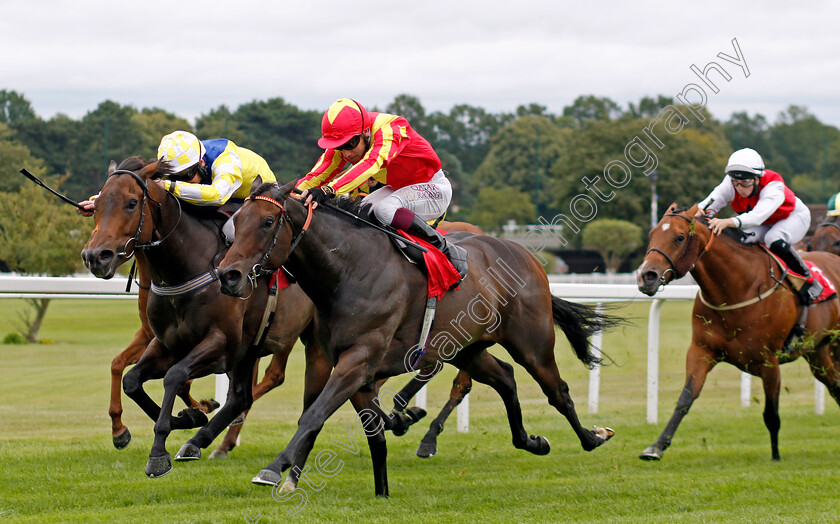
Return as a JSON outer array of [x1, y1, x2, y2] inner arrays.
[[297, 98, 467, 282], [696, 147, 822, 305]]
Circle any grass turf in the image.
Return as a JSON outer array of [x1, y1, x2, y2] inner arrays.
[[0, 298, 838, 523]]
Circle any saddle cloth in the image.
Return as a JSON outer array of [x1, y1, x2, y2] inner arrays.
[[395, 230, 461, 300], [767, 251, 837, 304]]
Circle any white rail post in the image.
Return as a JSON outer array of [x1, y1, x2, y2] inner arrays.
[[815, 379, 825, 415], [215, 374, 229, 409], [415, 384, 427, 410], [588, 303, 604, 414], [647, 299, 664, 424], [457, 393, 469, 433], [740, 373, 751, 407]]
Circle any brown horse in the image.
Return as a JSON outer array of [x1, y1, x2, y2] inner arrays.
[[81, 158, 329, 478], [636, 203, 840, 461], [808, 221, 840, 255], [107, 262, 219, 450], [216, 182, 618, 497], [108, 261, 303, 460]]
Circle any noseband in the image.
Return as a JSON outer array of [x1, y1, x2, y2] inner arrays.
[[107, 169, 182, 258], [646, 213, 715, 286]]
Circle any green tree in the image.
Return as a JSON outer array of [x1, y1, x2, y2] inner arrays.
[[0, 122, 46, 192], [582, 219, 643, 273], [562, 95, 623, 127], [473, 115, 571, 216], [131, 108, 193, 158], [0, 182, 92, 342], [468, 186, 536, 232], [385, 94, 431, 138]]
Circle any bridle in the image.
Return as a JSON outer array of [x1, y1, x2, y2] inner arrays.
[[241, 192, 314, 292], [646, 212, 715, 287], [815, 221, 840, 233], [107, 169, 182, 258]]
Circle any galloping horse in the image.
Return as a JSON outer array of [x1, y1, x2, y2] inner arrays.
[[107, 262, 220, 450], [808, 221, 840, 255], [217, 182, 618, 497], [637, 203, 840, 461], [81, 158, 327, 477]]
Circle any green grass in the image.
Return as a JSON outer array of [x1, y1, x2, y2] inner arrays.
[[0, 299, 838, 523]]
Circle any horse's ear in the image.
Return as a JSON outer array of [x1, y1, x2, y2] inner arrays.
[[108, 160, 117, 175], [665, 202, 679, 215], [250, 175, 263, 194], [687, 203, 700, 216]]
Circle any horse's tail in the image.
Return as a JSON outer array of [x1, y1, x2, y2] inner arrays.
[[551, 296, 622, 369]]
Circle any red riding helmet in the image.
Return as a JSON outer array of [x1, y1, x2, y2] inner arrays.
[[318, 98, 370, 149]]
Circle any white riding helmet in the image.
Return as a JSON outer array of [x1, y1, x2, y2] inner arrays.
[[158, 131, 205, 173], [725, 148, 765, 179]]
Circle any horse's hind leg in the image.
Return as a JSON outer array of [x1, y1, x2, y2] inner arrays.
[[452, 347, 550, 455], [109, 327, 151, 449], [417, 370, 472, 458], [640, 342, 716, 460], [500, 334, 611, 452], [804, 343, 840, 407]]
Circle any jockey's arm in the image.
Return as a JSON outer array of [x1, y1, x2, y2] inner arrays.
[[164, 149, 244, 206]]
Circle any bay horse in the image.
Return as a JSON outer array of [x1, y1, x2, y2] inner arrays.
[[808, 221, 840, 255], [81, 157, 328, 478], [636, 203, 840, 461], [216, 182, 618, 497], [107, 261, 220, 450]]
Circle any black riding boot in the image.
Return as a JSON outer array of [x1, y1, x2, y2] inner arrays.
[[769, 239, 823, 306], [407, 215, 468, 281]]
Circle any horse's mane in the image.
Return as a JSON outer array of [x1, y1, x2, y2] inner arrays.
[[253, 181, 372, 220]]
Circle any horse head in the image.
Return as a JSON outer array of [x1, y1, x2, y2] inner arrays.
[[81, 158, 166, 279], [217, 181, 301, 297], [636, 202, 712, 296], [808, 222, 840, 255]]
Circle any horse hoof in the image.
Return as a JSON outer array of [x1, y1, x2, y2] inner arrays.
[[405, 406, 427, 423], [594, 426, 615, 442], [175, 443, 201, 461], [639, 445, 663, 461], [229, 413, 246, 427], [145, 453, 172, 478], [528, 435, 551, 456], [112, 428, 132, 450], [200, 398, 221, 414], [209, 449, 229, 459], [176, 407, 209, 429], [252, 468, 283, 486], [416, 440, 437, 458]]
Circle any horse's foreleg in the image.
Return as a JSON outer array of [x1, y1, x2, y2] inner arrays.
[[109, 326, 151, 449], [417, 370, 472, 458], [758, 361, 782, 461], [640, 343, 716, 461], [349, 389, 389, 497], [804, 343, 840, 407], [253, 346, 374, 489], [392, 365, 441, 411], [180, 355, 259, 461], [122, 339, 176, 425]]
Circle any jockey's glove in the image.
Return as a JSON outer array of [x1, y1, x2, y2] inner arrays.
[[308, 186, 336, 204]]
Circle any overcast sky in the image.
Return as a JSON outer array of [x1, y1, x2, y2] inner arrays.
[[2, 0, 838, 129]]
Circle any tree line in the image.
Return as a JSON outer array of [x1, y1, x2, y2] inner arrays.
[[2, 88, 839, 272]]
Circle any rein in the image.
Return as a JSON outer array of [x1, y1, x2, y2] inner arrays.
[[646, 213, 715, 286]]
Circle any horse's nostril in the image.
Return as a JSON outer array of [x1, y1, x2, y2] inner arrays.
[[222, 270, 241, 286], [643, 271, 658, 283]]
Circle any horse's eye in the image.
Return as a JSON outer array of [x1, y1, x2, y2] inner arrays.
[[126, 198, 138, 211], [674, 234, 686, 245], [262, 216, 275, 229]]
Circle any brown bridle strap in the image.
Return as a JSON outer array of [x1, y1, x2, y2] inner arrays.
[[252, 195, 285, 210], [245, 194, 314, 280], [647, 212, 715, 285]]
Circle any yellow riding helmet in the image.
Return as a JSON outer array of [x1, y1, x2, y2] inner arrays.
[[827, 193, 840, 217], [157, 131, 205, 173]]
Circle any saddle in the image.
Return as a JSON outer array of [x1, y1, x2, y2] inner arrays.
[[762, 247, 837, 305]]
